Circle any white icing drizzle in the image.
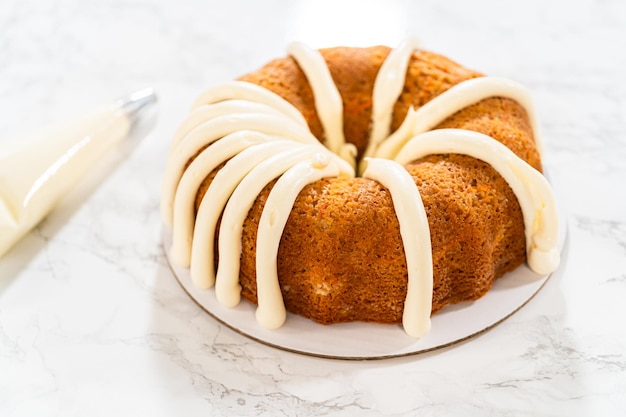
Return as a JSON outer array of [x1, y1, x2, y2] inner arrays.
[[363, 38, 420, 167], [215, 145, 348, 308], [162, 39, 559, 338], [376, 76, 543, 160], [161, 112, 320, 227], [256, 153, 354, 329], [362, 158, 433, 338], [189, 140, 302, 288], [394, 128, 560, 275], [168, 100, 294, 155], [170, 131, 275, 267], [287, 42, 356, 166], [191, 81, 308, 127]]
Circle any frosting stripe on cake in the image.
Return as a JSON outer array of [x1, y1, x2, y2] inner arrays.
[[191, 81, 308, 127], [256, 153, 354, 330], [364, 38, 421, 164], [395, 128, 559, 275], [362, 157, 433, 338], [189, 140, 303, 288], [168, 100, 296, 155], [215, 145, 349, 308], [375, 77, 542, 160], [288, 42, 357, 167], [165, 81, 310, 170], [170, 131, 278, 268], [161, 113, 321, 227]]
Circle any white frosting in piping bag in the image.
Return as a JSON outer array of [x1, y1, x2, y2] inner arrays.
[[0, 106, 127, 257], [162, 40, 559, 337], [1, 89, 156, 258]]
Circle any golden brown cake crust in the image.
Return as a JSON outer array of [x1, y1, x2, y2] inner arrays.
[[194, 45, 541, 326]]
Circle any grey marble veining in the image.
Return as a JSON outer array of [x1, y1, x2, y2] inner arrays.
[[1, 0, 625, 415]]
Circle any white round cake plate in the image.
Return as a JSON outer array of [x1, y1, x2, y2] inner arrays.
[[163, 212, 566, 360]]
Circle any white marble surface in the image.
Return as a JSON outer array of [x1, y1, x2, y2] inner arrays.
[[1, 0, 625, 415]]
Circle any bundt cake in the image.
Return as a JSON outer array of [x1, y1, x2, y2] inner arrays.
[[161, 39, 560, 338]]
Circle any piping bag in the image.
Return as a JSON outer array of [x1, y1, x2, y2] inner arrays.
[[0, 88, 157, 258]]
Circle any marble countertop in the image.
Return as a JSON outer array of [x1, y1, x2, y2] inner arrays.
[[1, 0, 625, 415]]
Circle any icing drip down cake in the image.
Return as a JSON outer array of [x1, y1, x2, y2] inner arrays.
[[161, 39, 560, 338]]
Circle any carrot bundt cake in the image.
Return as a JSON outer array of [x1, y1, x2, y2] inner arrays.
[[161, 39, 560, 338]]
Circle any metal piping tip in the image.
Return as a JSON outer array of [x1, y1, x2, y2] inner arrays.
[[117, 88, 157, 125]]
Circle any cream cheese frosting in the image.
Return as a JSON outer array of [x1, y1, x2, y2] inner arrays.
[[255, 152, 354, 329], [394, 128, 560, 275], [189, 139, 302, 288], [288, 42, 358, 168], [362, 157, 433, 338], [362, 37, 421, 171], [214, 144, 351, 309], [375, 76, 543, 160]]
